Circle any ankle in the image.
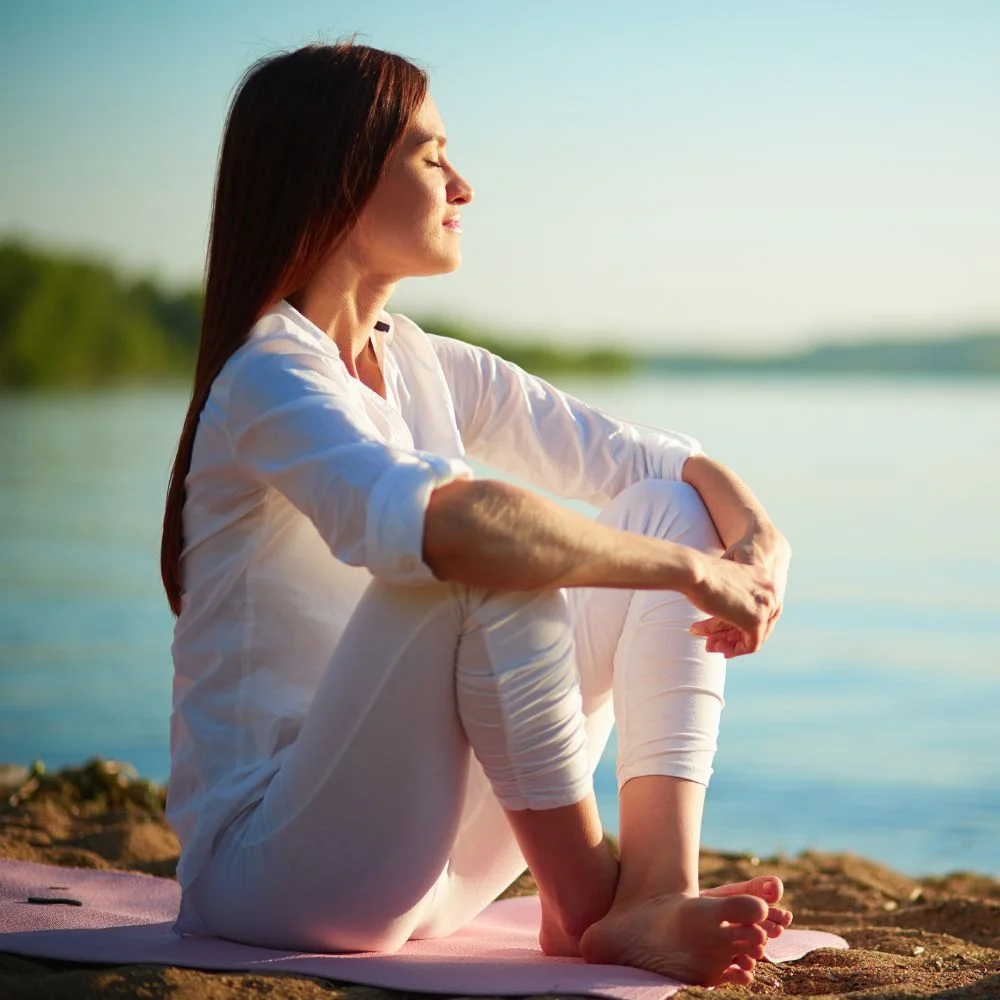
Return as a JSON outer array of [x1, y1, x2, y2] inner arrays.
[[611, 873, 698, 909], [541, 848, 619, 938], [505, 801, 621, 939]]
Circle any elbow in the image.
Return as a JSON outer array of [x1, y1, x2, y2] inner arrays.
[[422, 478, 521, 585], [421, 478, 479, 581], [681, 452, 715, 485]]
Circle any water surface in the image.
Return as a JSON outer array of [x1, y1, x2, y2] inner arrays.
[[0, 377, 997, 876]]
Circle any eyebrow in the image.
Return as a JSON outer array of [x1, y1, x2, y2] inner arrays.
[[415, 133, 447, 147]]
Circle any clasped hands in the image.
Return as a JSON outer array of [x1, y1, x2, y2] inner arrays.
[[688, 525, 791, 659]]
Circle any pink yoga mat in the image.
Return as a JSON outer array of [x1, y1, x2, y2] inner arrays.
[[0, 859, 847, 1000]]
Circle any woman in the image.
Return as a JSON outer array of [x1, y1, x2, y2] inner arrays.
[[161, 42, 793, 988]]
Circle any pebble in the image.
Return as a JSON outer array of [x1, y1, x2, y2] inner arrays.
[[0, 763, 29, 796]]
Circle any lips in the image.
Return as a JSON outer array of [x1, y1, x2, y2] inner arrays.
[[443, 217, 463, 233]]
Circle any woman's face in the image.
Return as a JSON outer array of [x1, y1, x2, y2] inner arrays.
[[348, 94, 473, 280]]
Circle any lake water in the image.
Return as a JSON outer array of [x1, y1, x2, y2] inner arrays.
[[1, 376, 998, 877]]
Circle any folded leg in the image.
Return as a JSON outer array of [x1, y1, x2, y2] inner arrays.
[[188, 580, 591, 952]]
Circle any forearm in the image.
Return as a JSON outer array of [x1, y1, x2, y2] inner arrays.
[[423, 478, 701, 592], [680, 454, 778, 549]]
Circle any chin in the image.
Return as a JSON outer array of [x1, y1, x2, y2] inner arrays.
[[411, 252, 462, 277]]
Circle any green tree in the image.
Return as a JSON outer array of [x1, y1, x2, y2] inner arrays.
[[0, 241, 198, 387]]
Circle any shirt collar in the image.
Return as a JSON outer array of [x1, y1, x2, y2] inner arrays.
[[273, 299, 394, 357]]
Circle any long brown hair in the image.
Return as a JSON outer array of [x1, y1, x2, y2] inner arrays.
[[161, 42, 428, 615]]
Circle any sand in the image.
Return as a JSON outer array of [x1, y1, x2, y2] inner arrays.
[[1, 759, 998, 999]]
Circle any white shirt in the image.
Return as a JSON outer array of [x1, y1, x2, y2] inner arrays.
[[167, 300, 701, 912]]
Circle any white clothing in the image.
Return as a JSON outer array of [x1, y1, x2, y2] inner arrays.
[[168, 301, 708, 938], [183, 479, 727, 951]]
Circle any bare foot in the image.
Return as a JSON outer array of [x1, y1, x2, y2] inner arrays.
[[702, 875, 793, 938], [539, 906, 583, 958], [578, 892, 769, 987], [541, 874, 791, 959]]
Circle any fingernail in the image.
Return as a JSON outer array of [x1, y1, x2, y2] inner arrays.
[[763, 879, 776, 894]]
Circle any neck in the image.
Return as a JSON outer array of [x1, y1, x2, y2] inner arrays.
[[291, 257, 396, 377]]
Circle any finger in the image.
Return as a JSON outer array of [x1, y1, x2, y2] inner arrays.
[[710, 640, 741, 658], [689, 617, 731, 637], [731, 623, 766, 657], [712, 637, 749, 659], [706, 630, 742, 655], [704, 625, 740, 645], [754, 587, 778, 617], [761, 605, 783, 644]]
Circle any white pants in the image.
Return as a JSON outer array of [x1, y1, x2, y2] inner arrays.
[[188, 481, 727, 952]]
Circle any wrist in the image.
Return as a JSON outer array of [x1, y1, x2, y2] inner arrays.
[[742, 516, 780, 551], [735, 522, 790, 575], [677, 547, 707, 596]]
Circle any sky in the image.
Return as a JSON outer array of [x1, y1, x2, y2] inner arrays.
[[1, 0, 998, 350]]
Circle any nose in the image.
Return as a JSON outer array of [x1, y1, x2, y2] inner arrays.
[[448, 167, 474, 206]]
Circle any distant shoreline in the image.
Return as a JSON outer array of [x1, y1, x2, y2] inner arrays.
[[3, 239, 999, 387], [638, 330, 1000, 377]]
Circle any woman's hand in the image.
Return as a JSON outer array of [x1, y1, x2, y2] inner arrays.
[[683, 552, 779, 658], [688, 527, 791, 659]]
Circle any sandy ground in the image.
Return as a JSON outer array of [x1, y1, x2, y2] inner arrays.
[[1, 760, 998, 999]]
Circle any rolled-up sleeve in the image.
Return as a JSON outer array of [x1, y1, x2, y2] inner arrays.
[[223, 343, 471, 584], [428, 333, 701, 506]]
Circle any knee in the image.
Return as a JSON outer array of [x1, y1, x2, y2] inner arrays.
[[319, 917, 414, 955], [281, 903, 420, 954], [599, 480, 721, 553]]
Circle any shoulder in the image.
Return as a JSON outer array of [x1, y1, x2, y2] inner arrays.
[[214, 305, 351, 420], [231, 304, 345, 379], [386, 311, 465, 375], [385, 312, 447, 363], [387, 312, 466, 353], [386, 311, 425, 343], [389, 313, 495, 376]]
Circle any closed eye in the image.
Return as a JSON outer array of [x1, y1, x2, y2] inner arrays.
[[425, 159, 443, 168]]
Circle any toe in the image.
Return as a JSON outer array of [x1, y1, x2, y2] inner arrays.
[[726, 923, 768, 954], [745, 875, 783, 902], [719, 964, 754, 986], [717, 894, 769, 926], [702, 875, 783, 903], [762, 905, 793, 937], [733, 939, 767, 962]]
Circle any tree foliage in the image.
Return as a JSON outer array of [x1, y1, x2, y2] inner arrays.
[[0, 241, 199, 387], [6, 239, 993, 388], [0, 241, 635, 388], [415, 317, 635, 377]]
